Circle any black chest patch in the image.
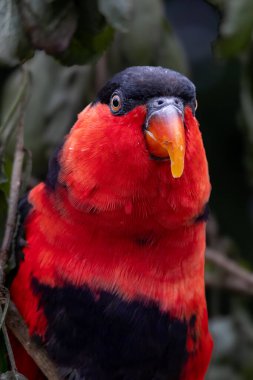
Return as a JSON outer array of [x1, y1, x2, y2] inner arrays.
[[32, 278, 189, 380], [7, 195, 32, 287], [45, 143, 64, 191], [195, 203, 209, 223]]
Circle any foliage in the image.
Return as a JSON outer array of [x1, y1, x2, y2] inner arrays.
[[208, 0, 253, 58], [206, 1, 253, 378], [107, 0, 187, 74], [0, 0, 120, 67], [208, 0, 253, 186]]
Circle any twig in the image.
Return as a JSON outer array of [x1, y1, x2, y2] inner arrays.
[[0, 286, 10, 330], [0, 70, 28, 377], [2, 323, 18, 375], [206, 247, 253, 294], [0, 67, 60, 379], [6, 302, 60, 380], [0, 77, 27, 284], [205, 272, 253, 296]]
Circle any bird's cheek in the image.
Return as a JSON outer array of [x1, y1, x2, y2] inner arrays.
[[107, 106, 147, 155]]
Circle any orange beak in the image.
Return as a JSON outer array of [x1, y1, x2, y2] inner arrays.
[[144, 105, 186, 178]]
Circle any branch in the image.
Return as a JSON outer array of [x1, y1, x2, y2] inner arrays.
[[0, 96, 26, 284], [0, 67, 60, 379], [6, 301, 60, 380], [0, 69, 30, 378], [205, 272, 253, 295], [206, 247, 253, 295]]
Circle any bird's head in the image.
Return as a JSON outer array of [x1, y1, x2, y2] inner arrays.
[[56, 66, 210, 228]]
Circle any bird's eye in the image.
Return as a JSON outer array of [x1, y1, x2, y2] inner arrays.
[[110, 94, 122, 113], [195, 99, 198, 111]]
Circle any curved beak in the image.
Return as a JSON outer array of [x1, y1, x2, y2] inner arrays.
[[144, 99, 186, 178]]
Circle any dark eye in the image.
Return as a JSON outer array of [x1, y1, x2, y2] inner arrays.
[[110, 94, 122, 113]]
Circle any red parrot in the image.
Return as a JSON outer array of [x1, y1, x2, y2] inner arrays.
[[10, 66, 213, 380]]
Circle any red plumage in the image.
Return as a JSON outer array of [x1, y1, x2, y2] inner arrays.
[[10, 67, 213, 380]]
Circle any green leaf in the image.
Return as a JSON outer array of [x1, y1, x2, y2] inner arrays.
[[60, 25, 114, 66], [0, 0, 33, 66], [0, 0, 114, 67], [108, 0, 188, 74], [156, 21, 188, 74], [57, 1, 114, 65], [118, 0, 163, 66], [98, 0, 133, 32], [212, 0, 253, 57], [19, 0, 77, 55], [0, 69, 29, 146]]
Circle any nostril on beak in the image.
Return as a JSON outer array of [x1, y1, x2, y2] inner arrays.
[[156, 99, 164, 106], [149, 97, 184, 114]]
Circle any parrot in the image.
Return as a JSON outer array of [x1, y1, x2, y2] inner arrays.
[[10, 66, 213, 380]]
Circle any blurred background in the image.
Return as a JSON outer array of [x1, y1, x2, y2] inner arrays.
[[0, 0, 253, 378]]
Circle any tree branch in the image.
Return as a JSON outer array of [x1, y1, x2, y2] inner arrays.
[[0, 70, 28, 284], [0, 67, 60, 379], [205, 272, 253, 295], [6, 302, 60, 380], [206, 247, 253, 295]]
